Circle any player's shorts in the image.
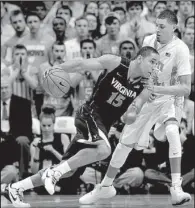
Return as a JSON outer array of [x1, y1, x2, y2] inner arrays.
[[120, 96, 183, 150], [62, 103, 110, 160]]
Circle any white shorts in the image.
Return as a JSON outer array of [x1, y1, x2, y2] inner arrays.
[[120, 96, 183, 150]]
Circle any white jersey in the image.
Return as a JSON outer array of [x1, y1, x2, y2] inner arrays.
[[64, 38, 81, 60], [143, 34, 191, 105]]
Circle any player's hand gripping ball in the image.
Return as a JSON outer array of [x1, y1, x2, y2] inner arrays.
[[42, 66, 71, 98]]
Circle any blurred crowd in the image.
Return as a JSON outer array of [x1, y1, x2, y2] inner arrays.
[[1, 1, 194, 195]]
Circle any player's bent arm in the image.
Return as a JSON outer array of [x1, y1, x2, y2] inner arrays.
[[153, 75, 191, 96], [58, 54, 121, 73], [122, 89, 151, 124]]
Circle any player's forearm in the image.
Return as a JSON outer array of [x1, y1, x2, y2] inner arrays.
[[153, 84, 191, 97], [51, 149, 62, 161], [60, 59, 84, 73]]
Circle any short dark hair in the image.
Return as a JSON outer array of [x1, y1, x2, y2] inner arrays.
[[52, 16, 66, 27], [13, 44, 27, 52], [157, 9, 178, 25], [80, 39, 96, 49], [25, 11, 41, 22], [10, 9, 24, 22], [153, 1, 167, 11], [126, 1, 143, 11], [52, 41, 65, 50], [134, 46, 158, 59], [185, 15, 194, 28], [113, 7, 126, 14], [56, 5, 73, 17], [34, 2, 46, 10], [119, 40, 135, 52]]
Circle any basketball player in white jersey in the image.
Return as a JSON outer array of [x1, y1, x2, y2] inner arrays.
[[80, 10, 192, 206]]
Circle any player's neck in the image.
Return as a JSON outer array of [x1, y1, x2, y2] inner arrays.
[[159, 35, 175, 45], [108, 33, 119, 41], [30, 31, 40, 39], [128, 60, 141, 80]]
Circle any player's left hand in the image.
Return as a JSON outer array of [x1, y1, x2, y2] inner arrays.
[[43, 145, 54, 152]]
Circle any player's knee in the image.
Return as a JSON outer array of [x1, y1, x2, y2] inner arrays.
[[97, 143, 111, 160], [129, 167, 144, 187], [110, 143, 132, 169], [165, 124, 182, 158]]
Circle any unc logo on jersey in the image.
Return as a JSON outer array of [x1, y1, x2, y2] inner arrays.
[[111, 77, 137, 98]]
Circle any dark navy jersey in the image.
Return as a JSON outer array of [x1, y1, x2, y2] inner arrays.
[[87, 57, 144, 128]]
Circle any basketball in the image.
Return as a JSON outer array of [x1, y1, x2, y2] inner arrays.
[[42, 67, 71, 98]]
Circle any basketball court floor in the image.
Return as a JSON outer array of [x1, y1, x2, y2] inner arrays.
[[1, 194, 194, 208]]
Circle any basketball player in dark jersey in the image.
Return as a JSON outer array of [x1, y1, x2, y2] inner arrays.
[[4, 46, 159, 207]]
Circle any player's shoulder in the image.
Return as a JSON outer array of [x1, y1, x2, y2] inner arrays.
[[143, 34, 156, 45], [98, 54, 121, 71]]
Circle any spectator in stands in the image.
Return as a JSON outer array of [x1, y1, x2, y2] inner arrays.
[[40, 41, 75, 117], [52, 16, 67, 42], [32, 2, 48, 21], [1, 78, 33, 179], [74, 39, 99, 110], [120, 1, 156, 48], [183, 96, 194, 135], [111, 1, 127, 11], [1, 2, 15, 46], [2, 10, 29, 63], [119, 39, 138, 59], [98, 1, 111, 36], [56, 5, 77, 39], [143, 1, 156, 23], [96, 13, 124, 55], [84, 1, 99, 17], [181, 118, 195, 193], [85, 13, 101, 40], [30, 105, 70, 194], [21, 12, 54, 68], [113, 7, 127, 25], [166, 1, 178, 13], [185, 16, 194, 29], [177, 1, 194, 32], [65, 17, 89, 60], [153, 1, 167, 19], [182, 27, 194, 55]]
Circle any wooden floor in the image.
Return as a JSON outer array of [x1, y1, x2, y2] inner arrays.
[[1, 194, 194, 208]]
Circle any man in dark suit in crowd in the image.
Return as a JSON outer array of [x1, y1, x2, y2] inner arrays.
[[1, 78, 32, 180]]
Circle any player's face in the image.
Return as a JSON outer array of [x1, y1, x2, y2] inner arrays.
[[81, 42, 95, 57], [140, 53, 160, 78], [27, 16, 40, 34], [145, 1, 154, 12], [41, 117, 54, 134], [13, 49, 28, 64], [53, 18, 66, 34], [183, 28, 194, 45], [35, 6, 47, 20], [120, 43, 135, 59], [1, 81, 12, 101], [154, 3, 166, 17], [156, 18, 175, 44], [128, 5, 142, 19], [52, 44, 66, 61], [75, 19, 89, 38], [179, 1, 193, 16], [106, 19, 120, 36], [11, 14, 26, 33], [57, 8, 71, 24], [86, 2, 98, 17], [186, 17, 194, 29]]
